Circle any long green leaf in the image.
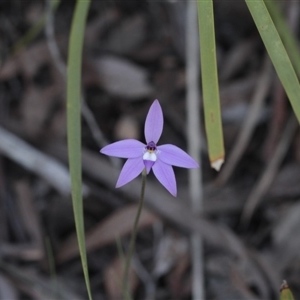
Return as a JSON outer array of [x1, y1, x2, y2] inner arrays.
[[245, 0, 300, 123], [197, 0, 225, 171], [280, 280, 295, 300], [264, 0, 300, 78], [67, 1, 92, 299]]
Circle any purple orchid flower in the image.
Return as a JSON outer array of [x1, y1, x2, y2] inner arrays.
[[100, 100, 199, 196]]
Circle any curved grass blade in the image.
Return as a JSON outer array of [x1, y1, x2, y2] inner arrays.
[[67, 0, 92, 299], [245, 0, 300, 123], [197, 0, 225, 171], [264, 0, 300, 77]]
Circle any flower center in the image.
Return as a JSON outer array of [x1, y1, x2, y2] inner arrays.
[[145, 141, 157, 153], [143, 141, 157, 173], [143, 141, 157, 161]]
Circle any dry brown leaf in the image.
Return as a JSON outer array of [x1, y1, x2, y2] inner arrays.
[[104, 14, 146, 55], [0, 39, 67, 80], [104, 256, 138, 300], [48, 107, 67, 141], [219, 37, 258, 81], [273, 201, 300, 271], [220, 74, 257, 107], [14, 180, 43, 259], [21, 86, 62, 138], [114, 115, 139, 140], [85, 9, 120, 47], [167, 253, 190, 299], [57, 204, 159, 263], [93, 55, 153, 99], [0, 273, 18, 300], [0, 39, 66, 140], [206, 254, 261, 300], [269, 163, 300, 198], [153, 233, 188, 278], [3, 264, 82, 300]]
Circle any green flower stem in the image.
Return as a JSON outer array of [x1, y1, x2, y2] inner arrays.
[[122, 169, 147, 300]]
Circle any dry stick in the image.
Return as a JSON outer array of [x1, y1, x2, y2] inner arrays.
[[15, 181, 44, 255], [186, 2, 204, 300], [132, 256, 156, 300], [215, 57, 273, 186], [45, 0, 65, 76], [219, 37, 258, 81], [0, 261, 82, 300], [45, 0, 120, 169], [0, 126, 88, 196], [0, 158, 8, 241], [240, 116, 298, 226], [263, 80, 286, 159]]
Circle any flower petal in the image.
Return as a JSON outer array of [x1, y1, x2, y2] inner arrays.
[[144, 160, 154, 174], [144, 100, 163, 144], [116, 157, 145, 188], [157, 144, 199, 168], [152, 160, 177, 196], [100, 139, 145, 158]]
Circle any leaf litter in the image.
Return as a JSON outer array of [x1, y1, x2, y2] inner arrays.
[[0, 1, 300, 299]]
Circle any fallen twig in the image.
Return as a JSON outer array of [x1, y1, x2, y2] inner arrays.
[[240, 116, 298, 226], [186, 1, 204, 299], [0, 126, 89, 196], [216, 57, 273, 185]]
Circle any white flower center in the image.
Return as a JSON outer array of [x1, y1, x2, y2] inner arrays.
[[143, 151, 157, 161]]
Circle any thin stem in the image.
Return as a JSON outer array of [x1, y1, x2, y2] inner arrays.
[[122, 169, 147, 300]]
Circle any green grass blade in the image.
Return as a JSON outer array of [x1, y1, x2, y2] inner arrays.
[[245, 0, 300, 123], [67, 1, 92, 299], [264, 0, 300, 77], [280, 280, 295, 300], [197, 0, 225, 171]]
